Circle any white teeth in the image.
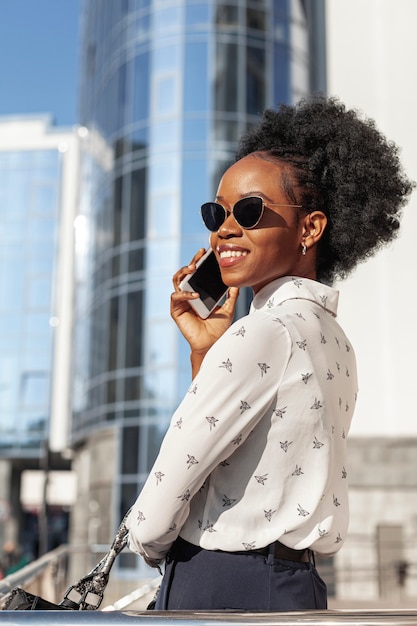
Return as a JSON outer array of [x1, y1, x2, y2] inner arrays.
[[219, 250, 248, 259]]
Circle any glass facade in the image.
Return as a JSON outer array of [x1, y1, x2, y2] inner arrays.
[[0, 148, 61, 454], [74, 0, 320, 573]]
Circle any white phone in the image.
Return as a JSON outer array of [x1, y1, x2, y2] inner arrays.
[[179, 248, 228, 319]]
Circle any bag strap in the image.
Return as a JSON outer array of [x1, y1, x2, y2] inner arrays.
[[60, 509, 131, 610]]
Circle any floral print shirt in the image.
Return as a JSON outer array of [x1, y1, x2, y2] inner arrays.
[[127, 276, 358, 565]]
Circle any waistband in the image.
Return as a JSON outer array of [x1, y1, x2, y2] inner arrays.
[[173, 537, 311, 564], [249, 541, 311, 563]]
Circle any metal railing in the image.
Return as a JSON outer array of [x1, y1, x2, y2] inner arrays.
[[1, 546, 417, 624], [0, 543, 70, 603], [2, 609, 417, 625], [0, 543, 162, 611]]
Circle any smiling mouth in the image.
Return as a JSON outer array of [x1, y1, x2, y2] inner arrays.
[[218, 250, 248, 259]]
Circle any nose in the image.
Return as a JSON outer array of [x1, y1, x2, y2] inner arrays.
[[217, 210, 242, 238]]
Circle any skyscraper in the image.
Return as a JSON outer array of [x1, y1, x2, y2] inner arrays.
[[0, 115, 79, 556], [71, 0, 326, 577]]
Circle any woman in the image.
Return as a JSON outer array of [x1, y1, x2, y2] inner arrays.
[[127, 96, 413, 611]]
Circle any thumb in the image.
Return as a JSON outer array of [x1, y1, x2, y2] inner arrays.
[[222, 287, 240, 315]]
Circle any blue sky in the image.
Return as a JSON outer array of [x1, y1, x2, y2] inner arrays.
[[0, 0, 80, 126]]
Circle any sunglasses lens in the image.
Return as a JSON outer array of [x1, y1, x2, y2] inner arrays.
[[234, 197, 263, 228], [201, 203, 225, 231]]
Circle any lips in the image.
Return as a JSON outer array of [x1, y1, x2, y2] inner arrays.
[[217, 245, 249, 267]]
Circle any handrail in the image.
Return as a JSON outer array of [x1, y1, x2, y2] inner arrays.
[[0, 543, 161, 613], [0, 543, 70, 597], [1, 608, 417, 624]]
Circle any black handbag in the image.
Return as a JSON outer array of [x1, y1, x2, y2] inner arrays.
[[2, 510, 130, 611]]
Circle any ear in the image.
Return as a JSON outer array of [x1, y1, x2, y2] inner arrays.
[[301, 211, 327, 250]]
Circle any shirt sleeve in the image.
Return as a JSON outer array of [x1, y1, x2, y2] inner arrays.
[[126, 311, 291, 563]]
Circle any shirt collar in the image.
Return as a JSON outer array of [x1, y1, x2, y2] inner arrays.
[[250, 277, 339, 317]]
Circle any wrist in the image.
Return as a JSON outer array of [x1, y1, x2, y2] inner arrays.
[[190, 349, 207, 379]]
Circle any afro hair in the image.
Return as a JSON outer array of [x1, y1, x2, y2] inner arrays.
[[235, 95, 414, 284]]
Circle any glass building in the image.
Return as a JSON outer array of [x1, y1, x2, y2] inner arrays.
[[0, 115, 79, 556], [72, 0, 326, 577]]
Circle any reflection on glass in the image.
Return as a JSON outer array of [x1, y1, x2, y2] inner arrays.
[[154, 75, 177, 115], [149, 156, 179, 192], [133, 52, 150, 122], [0, 355, 19, 408], [0, 258, 25, 309], [151, 120, 179, 148], [142, 369, 177, 406], [20, 371, 49, 407], [24, 313, 52, 340], [184, 42, 209, 112], [144, 277, 172, 318], [153, 6, 181, 34], [146, 321, 176, 368], [181, 156, 209, 235], [185, 3, 210, 29], [147, 240, 178, 274], [153, 44, 180, 72], [148, 193, 177, 238], [30, 182, 57, 214], [27, 277, 51, 308], [30, 217, 56, 239], [182, 117, 209, 144]]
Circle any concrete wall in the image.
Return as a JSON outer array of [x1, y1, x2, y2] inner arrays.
[[334, 438, 417, 604], [68, 427, 119, 582]]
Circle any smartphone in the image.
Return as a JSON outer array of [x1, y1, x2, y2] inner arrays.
[[179, 248, 228, 319]]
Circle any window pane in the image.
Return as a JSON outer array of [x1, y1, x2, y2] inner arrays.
[[133, 53, 150, 122], [20, 371, 49, 407], [149, 194, 177, 238], [246, 46, 266, 115], [125, 291, 143, 368], [154, 75, 177, 115], [108, 297, 119, 371], [185, 3, 210, 29], [122, 426, 139, 474], [184, 42, 209, 112], [130, 168, 147, 243], [215, 5, 239, 28], [27, 277, 51, 308], [247, 8, 266, 31], [146, 321, 176, 368], [215, 42, 238, 112], [181, 157, 209, 235]]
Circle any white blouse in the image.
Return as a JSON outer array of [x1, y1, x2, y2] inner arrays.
[[127, 276, 358, 566]]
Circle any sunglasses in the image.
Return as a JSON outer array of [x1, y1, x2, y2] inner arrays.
[[200, 196, 303, 232]]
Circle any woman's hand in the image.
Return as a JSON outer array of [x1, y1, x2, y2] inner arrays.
[[170, 248, 239, 377]]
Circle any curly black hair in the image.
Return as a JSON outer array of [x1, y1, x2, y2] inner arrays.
[[235, 95, 414, 284]]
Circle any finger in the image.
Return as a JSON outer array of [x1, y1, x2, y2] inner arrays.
[[170, 290, 199, 312], [220, 287, 240, 315], [172, 248, 206, 291]]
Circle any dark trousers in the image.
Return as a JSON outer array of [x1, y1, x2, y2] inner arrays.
[[154, 537, 327, 611]]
